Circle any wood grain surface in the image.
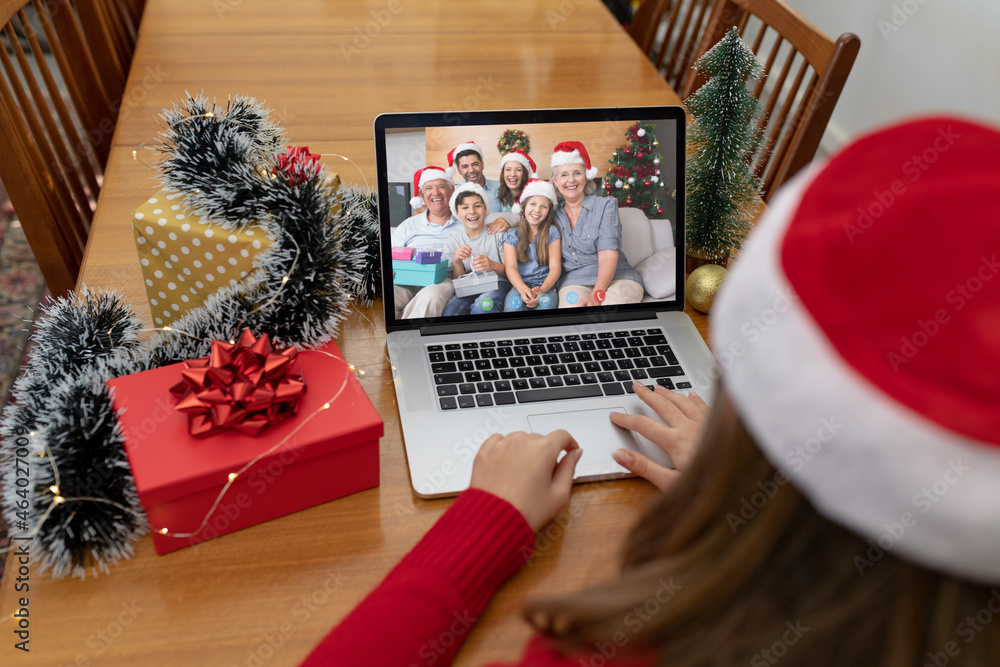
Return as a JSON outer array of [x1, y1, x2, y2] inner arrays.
[[0, 2, 713, 665]]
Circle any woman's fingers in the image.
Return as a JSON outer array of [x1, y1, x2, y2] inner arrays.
[[611, 448, 679, 492]]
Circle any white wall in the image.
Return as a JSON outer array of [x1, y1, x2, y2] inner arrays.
[[784, 0, 1000, 151]]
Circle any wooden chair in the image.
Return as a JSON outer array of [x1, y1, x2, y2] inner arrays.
[[629, 0, 718, 97], [681, 0, 860, 200], [0, 0, 141, 297], [632, 0, 861, 200]]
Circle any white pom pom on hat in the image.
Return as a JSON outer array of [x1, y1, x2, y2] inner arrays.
[[550, 141, 598, 180], [445, 141, 485, 178], [409, 166, 450, 208], [710, 116, 1000, 583], [449, 181, 491, 219], [512, 179, 558, 216]]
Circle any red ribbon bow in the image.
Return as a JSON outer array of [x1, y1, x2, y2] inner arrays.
[[169, 329, 307, 438], [274, 145, 322, 186]]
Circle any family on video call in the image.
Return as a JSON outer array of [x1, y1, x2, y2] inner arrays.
[[391, 140, 647, 319]]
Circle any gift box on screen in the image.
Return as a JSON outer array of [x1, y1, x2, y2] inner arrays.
[[107, 334, 382, 555], [391, 247, 414, 260], [131, 190, 272, 327], [392, 258, 448, 286], [453, 270, 499, 297], [414, 249, 442, 264]]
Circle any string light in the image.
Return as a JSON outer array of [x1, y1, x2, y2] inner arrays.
[[2, 107, 376, 559], [0, 349, 364, 555]]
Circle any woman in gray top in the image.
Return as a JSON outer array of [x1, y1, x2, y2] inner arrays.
[[550, 141, 644, 307]]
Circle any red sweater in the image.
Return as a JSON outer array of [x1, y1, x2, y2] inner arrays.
[[301, 489, 652, 666]]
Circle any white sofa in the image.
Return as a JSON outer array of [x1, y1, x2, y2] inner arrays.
[[485, 208, 676, 302]]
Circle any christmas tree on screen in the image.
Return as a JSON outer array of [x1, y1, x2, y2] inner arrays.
[[604, 121, 667, 216], [685, 27, 766, 261]]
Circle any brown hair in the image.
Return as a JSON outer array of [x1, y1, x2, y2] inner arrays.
[[454, 190, 486, 215], [525, 387, 1000, 666], [515, 197, 556, 267], [498, 162, 530, 207]]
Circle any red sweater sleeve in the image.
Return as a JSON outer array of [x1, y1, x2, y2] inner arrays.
[[300, 488, 536, 666]]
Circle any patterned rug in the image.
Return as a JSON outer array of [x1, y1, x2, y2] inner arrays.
[[0, 181, 48, 577], [0, 182, 47, 409]]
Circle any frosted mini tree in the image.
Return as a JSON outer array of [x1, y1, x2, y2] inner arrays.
[[685, 28, 766, 263]]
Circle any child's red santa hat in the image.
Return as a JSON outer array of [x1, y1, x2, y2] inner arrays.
[[449, 182, 491, 219], [410, 166, 450, 208], [711, 116, 1000, 582], [445, 141, 485, 178], [499, 149, 537, 179], [550, 141, 598, 180], [512, 179, 557, 216]]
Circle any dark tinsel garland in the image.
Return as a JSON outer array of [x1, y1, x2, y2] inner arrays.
[[0, 94, 367, 578], [340, 186, 382, 307], [155, 94, 284, 230]]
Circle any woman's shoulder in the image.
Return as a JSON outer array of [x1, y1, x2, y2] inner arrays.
[[586, 194, 616, 209]]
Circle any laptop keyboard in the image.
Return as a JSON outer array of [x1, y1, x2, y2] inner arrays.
[[428, 328, 693, 410]]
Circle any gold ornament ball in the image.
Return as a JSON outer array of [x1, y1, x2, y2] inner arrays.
[[686, 264, 728, 314]]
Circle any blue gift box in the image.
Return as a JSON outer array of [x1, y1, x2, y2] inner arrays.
[[414, 249, 442, 265], [392, 259, 448, 286]]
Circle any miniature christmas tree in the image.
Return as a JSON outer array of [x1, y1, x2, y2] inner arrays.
[[685, 27, 766, 264], [605, 121, 667, 216]]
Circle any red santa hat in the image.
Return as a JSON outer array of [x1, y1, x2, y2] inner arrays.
[[410, 166, 450, 208], [710, 116, 1000, 582], [499, 149, 537, 179], [449, 182, 491, 219], [512, 179, 557, 216], [445, 141, 485, 178], [550, 141, 598, 180]]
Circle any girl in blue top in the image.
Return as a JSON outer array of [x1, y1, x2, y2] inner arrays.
[[503, 179, 562, 311]]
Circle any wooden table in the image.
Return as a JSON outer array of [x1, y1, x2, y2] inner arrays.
[[1, 1, 709, 664]]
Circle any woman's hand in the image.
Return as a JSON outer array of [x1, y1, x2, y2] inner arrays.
[[609, 383, 710, 491], [470, 430, 583, 531]]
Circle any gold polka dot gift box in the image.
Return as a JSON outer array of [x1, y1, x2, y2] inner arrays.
[[131, 190, 272, 327]]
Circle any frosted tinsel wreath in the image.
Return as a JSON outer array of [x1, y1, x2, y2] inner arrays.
[[0, 94, 379, 578]]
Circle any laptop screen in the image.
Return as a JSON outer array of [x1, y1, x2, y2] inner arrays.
[[374, 107, 685, 331]]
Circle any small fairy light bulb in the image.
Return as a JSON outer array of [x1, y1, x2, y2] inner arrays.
[[228, 473, 238, 482], [163, 326, 172, 331], [358, 369, 366, 376], [281, 276, 290, 284], [132, 149, 138, 160], [160, 528, 169, 535], [53, 496, 65, 504], [49, 485, 60, 495], [205, 111, 215, 118]]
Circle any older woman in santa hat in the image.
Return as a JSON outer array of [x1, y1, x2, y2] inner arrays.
[[304, 117, 1000, 666], [549, 141, 644, 307]]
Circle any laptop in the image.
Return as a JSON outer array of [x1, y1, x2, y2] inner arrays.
[[375, 106, 717, 498]]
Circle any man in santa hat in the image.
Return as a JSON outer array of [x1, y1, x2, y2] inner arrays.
[[391, 166, 462, 318]]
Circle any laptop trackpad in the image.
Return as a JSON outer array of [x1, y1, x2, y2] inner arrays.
[[527, 407, 639, 480]]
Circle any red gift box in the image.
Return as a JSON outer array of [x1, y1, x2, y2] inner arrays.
[[107, 340, 382, 555]]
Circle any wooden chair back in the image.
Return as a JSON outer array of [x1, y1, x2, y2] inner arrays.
[[681, 0, 860, 200], [629, 0, 717, 96], [0, 0, 140, 296]]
